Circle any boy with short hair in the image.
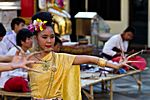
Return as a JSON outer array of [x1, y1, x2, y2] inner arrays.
[[2, 17, 25, 50]]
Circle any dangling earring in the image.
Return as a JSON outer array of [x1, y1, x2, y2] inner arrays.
[[32, 36, 41, 51], [36, 45, 42, 51]]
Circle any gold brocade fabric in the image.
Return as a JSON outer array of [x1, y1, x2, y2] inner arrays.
[[29, 52, 76, 99], [62, 65, 82, 100]]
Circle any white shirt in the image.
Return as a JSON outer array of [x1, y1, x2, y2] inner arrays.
[[0, 47, 30, 88], [102, 34, 129, 57], [6, 46, 30, 55], [2, 30, 16, 50], [0, 41, 8, 55]]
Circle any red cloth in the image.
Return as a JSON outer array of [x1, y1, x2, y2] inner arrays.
[[112, 56, 147, 71], [4, 76, 30, 92], [21, 0, 34, 17]]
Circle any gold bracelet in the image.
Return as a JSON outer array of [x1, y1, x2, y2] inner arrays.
[[97, 58, 107, 67]]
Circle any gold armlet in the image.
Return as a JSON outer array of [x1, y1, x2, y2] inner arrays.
[[97, 58, 107, 67]]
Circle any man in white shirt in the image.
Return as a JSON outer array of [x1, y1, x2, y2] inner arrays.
[[101, 26, 135, 60], [0, 28, 33, 92], [2, 18, 25, 50]]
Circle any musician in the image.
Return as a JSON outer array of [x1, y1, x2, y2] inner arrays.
[[101, 26, 136, 60]]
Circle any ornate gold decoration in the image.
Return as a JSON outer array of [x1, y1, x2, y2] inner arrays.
[[34, 52, 57, 72]]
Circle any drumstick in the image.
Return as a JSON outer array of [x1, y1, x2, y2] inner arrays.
[[8, 39, 21, 51]]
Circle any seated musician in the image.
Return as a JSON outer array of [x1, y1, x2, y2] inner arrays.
[[0, 29, 33, 92], [101, 26, 135, 60], [101, 26, 147, 71]]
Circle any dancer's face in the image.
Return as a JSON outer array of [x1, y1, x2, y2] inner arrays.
[[36, 26, 55, 51]]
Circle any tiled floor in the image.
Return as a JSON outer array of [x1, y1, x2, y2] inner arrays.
[[82, 54, 150, 100]]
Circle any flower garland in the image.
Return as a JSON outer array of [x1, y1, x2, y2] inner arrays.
[[28, 18, 47, 33]]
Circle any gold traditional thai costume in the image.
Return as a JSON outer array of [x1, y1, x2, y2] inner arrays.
[[29, 52, 78, 99], [62, 65, 82, 100]]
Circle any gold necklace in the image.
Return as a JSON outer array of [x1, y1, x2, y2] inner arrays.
[[34, 52, 57, 72]]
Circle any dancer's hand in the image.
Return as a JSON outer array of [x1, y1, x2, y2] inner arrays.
[[11, 51, 44, 73]]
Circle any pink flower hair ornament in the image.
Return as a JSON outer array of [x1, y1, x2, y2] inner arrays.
[[28, 18, 47, 33]]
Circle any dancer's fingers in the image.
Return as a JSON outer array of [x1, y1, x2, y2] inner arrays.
[[127, 61, 144, 63], [23, 66, 43, 73], [26, 61, 45, 65], [124, 64, 137, 70]]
